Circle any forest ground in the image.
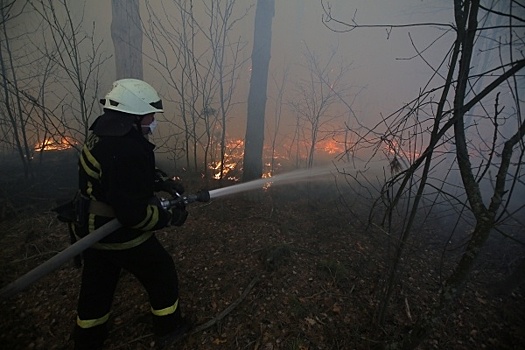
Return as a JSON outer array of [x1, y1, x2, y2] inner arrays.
[[0, 151, 524, 350]]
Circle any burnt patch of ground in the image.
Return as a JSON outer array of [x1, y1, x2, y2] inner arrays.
[[0, 177, 524, 350]]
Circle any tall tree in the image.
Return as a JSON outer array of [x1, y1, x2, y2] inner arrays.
[[0, 1, 33, 178], [143, 0, 249, 176], [29, 0, 109, 144], [323, 0, 525, 348], [111, 0, 142, 79], [1, 0, 108, 176], [289, 43, 352, 168], [242, 0, 274, 181]]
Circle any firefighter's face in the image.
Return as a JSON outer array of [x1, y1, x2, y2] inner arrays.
[[140, 114, 156, 135]]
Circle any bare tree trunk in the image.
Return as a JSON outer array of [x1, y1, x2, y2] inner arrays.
[[322, 0, 524, 348], [289, 44, 351, 170], [269, 67, 288, 174], [111, 0, 143, 79], [242, 0, 274, 181], [400, 1, 525, 348], [0, 5, 33, 179], [143, 1, 246, 176]]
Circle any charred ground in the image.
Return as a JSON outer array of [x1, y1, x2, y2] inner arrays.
[[0, 153, 524, 350]]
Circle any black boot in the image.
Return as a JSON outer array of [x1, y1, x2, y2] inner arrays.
[[154, 317, 192, 349], [73, 323, 108, 350]]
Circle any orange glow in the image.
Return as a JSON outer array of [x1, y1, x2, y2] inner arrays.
[[382, 139, 420, 164], [35, 137, 77, 151], [383, 139, 398, 156], [208, 137, 347, 180], [317, 139, 344, 155], [209, 139, 244, 180]]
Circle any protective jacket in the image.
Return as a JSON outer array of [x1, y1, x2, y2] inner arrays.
[[78, 111, 171, 248], [74, 111, 182, 350]]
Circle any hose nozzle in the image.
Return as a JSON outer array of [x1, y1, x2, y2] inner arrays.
[[160, 189, 210, 209], [194, 189, 210, 203]]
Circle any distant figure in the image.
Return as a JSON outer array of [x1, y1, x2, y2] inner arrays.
[[74, 79, 190, 349]]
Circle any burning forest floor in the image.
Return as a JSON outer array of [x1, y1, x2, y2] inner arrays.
[[0, 174, 524, 350]]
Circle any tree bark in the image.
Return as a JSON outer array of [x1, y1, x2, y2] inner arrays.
[[111, 0, 143, 79], [242, 0, 274, 181]]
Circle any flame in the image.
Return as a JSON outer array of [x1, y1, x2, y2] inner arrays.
[[35, 137, 77, 151], [208, 136, 346, 181], [318, 139, 344, 155], [383, 139, 421, 160], [384, 141, 396, 157], [209, 139, 244, 180], [209, 160, 240, 180]]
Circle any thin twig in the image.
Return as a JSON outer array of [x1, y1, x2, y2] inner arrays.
[[112, 333, 153, 349], [192, 274, 261, 334], [405, 297, 413, 322]]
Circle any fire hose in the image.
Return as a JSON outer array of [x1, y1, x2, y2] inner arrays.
[[0, 190, 210, 300]]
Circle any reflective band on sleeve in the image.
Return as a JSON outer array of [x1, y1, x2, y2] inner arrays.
[[133, 205, 159, 231], [76, 313, 110, 329], [91, 232, 153, 250], [151, 299, 179, 317], [88, 212, 96, 233], [80, 145, 102, 180], [86, 181, 95, 198]]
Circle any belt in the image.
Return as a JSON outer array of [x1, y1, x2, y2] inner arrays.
[[84, 198, 153, 251], [91, 232, 153, 250]]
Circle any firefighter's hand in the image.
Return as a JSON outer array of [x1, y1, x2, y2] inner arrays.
[[169, 207, 188, 226], [155, 178, 185, 196], [165, 179, 185, 196]]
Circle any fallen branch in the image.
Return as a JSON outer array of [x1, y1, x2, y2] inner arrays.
[[405, 297, 413, 322], [192, 274, 261, 334]]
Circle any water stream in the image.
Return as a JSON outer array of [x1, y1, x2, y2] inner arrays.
[[208, 166, 336, 199]]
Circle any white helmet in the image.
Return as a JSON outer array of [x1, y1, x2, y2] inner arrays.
[[101, 79, 164, 115]]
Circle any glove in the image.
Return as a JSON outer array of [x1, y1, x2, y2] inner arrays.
[[169, 206, 188, 226], [154, 168, 185, 195], [158, 179, 185, 195]]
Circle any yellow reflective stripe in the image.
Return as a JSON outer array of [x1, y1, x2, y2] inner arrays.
[[88, 212, 96, 232], [76, 313, 110, 329], [80, 145, 101, 180], [92, 232, 153, 250], [133, 205, 156, 230], [133, 205, 159, 231], [86, 181, 94, 198], [151, 299, 179, 317]]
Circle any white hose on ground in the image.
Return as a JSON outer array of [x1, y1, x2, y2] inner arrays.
[[0, 218, 122, 300]]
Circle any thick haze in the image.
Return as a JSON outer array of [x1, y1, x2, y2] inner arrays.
[[9, 0, 518, 180], [77, 0, 453, 138]]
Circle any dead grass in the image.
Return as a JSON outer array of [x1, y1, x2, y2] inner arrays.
[[0, 179, 524, 350]]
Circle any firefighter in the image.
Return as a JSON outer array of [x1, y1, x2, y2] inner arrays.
[[74, 79, 190, 349]]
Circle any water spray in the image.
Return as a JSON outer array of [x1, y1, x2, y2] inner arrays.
[[207, 166, 335, 199], [0, 166, 335, 300]]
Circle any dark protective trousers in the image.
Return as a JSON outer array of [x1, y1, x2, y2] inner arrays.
[[73, 235, 182, 349]]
